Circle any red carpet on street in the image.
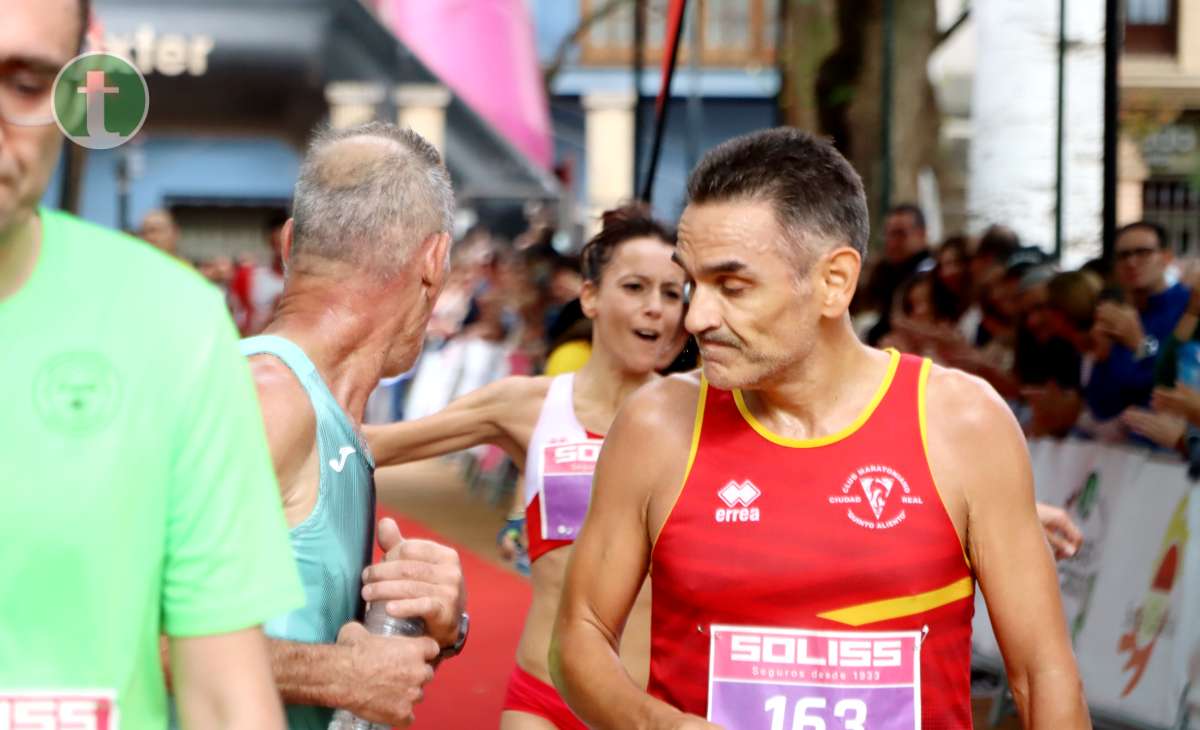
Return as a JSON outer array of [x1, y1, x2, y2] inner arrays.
[[375, 507, 531, 730]]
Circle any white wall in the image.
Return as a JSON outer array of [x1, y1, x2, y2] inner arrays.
[[967, 0, 1104, 268]]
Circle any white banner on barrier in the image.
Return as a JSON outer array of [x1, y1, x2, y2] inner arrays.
[[972, 439, 1195, 728], [1180, 477, 1200, 727]]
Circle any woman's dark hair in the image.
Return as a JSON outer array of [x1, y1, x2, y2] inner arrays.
[[895, 272, 936, 318], [932, 235, 970, 321], [580, 203, 675, 284], [976, 225, 1021, 262]]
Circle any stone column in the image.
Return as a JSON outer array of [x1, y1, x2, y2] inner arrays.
[[582, 90, 636, 233], [324, 81, 386, 129], [393, 84, 453, 154], [1179, 0, 1200, 75], [1117, 133, 1150, 224]]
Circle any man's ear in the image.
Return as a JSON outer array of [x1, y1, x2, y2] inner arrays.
[[819, 246, 863, 318], [279, 218, 296, 266], [421, 232, 453, 298]]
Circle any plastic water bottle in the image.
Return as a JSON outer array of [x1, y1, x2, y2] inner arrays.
[[327, 604, 426, 730]]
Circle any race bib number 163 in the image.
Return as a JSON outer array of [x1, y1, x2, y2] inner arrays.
[[706, 626, 921, 730]]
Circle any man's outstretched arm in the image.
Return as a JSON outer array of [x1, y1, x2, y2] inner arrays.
[[551, 378, 719, 730], [928, 367, 1090, 729]]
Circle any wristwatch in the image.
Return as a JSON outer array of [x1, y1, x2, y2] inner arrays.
[[1135, 335, 1159, 361], [439, 612, 469, 661]]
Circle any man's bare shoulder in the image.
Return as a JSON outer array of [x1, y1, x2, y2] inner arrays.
[[247, 355, 315, 467], [925, 363, 1016, 439], [616, 370, 703, 438], [924, 363, 1028, 490], [247, 356, 312, 413]]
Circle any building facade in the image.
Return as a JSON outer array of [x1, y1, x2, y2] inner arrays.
[[47, 0, 559, 262], [934, 0, 1200, 264], [530, 0, 781, 228], [1120, 0, 1200, 254]]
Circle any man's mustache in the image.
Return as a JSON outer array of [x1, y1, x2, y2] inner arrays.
[[699, 333, 741, 348]]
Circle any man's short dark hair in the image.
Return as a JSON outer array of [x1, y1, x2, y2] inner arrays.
[[686, 127, 870, 263], [976, 224, 1020, 262], [78, 0, 91, 52], [887, 203, 926, 230], [1116, 220, 1168, 249]]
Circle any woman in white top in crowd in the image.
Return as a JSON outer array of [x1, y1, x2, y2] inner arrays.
[[365, 204, 686, 730]]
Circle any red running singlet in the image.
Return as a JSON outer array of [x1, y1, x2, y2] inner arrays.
[[648, 352, 974, 728]]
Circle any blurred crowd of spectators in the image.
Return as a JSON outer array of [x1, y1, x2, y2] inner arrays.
[[146, 201, 1200, 468], [136, 208, 288, 337], [856, 204, 1200, 469]]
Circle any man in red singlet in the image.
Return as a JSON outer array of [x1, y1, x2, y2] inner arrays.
[[551, 128, 1089, 730]]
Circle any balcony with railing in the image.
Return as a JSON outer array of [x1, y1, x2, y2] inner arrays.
[[578, 0, 777, 69], [1126, 0, 1178, 55], [1121, 0, 1200, 106]]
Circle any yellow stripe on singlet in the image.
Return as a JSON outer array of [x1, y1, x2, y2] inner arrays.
[[816, 576, 974, 627], [917, 357, 973, 572], [649, 377, 708, 557], [732, 349, 899, 448]]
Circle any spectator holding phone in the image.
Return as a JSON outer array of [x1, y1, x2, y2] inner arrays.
[[1086, 222, 1190, 430]]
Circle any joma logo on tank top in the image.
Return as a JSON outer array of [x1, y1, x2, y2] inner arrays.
[[829, 465, 925, 530]]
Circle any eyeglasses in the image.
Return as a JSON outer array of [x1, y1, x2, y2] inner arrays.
[[1115, 246, 1160, 262], [0, 60, 59, 126]]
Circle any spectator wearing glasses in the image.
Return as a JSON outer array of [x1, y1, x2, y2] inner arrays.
[[1086, 221, 1190, 425], [1120, 263, 1200, 459]]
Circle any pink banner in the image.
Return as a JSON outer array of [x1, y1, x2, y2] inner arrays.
[[379, 0, 553, 169]]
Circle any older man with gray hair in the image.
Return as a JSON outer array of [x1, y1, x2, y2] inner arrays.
[[236, 121, 467, 729]]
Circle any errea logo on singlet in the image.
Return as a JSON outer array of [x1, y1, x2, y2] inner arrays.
[[715, 480, 761, 523]]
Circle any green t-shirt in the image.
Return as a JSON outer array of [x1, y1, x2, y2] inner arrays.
[[0, 208, 303, 727]]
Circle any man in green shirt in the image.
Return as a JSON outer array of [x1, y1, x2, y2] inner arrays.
[[0, 1, 304, 728]]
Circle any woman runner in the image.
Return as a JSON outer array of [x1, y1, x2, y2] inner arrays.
[[366, 204, 686, 729]]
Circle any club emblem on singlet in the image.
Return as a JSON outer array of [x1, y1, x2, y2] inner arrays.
[[830, 465, 923, 531]]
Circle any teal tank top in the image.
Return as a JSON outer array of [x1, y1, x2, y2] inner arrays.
[[241, 335, 377, 730]]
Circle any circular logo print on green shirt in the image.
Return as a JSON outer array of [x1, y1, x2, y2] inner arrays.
[[35, 352, 122, 435], [52, 52, 149, 150]]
